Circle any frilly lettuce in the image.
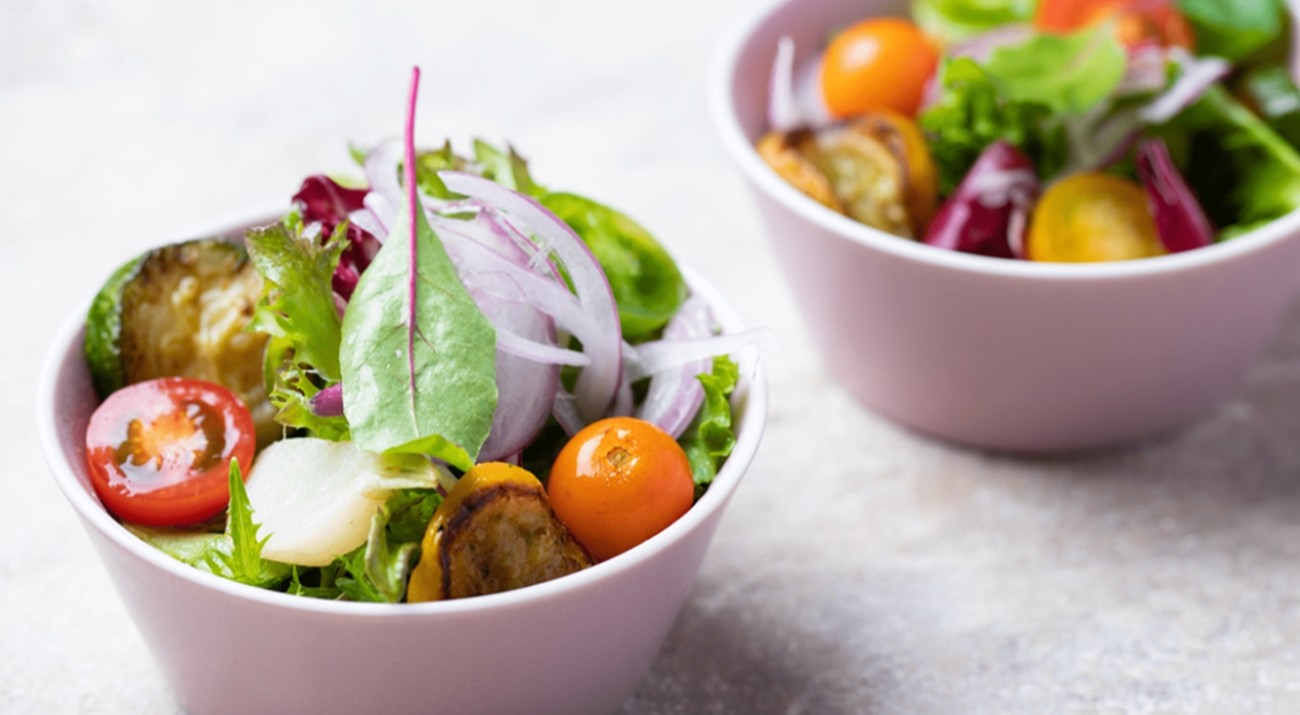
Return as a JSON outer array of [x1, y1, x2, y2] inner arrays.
[[679, 356, 740, 500], [246, 215, 350, 440], [920, 57, 1067, 194]]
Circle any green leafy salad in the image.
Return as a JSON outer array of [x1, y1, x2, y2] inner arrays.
[[80, 68, 773, 602], [761, 0, 1300, 262]]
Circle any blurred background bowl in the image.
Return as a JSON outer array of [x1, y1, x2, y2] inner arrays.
[[711, 0, 1300, 452], [38, 209, 768, 715]]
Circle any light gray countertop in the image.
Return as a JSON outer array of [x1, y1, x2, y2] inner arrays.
[[6, 2, 1300, 713]]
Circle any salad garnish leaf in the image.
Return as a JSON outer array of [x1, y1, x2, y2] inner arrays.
[[679, 356, 740, 499], [920, 57, 1066, 194], [980, 23, 1127, 116], [339, 68, 498, 469]]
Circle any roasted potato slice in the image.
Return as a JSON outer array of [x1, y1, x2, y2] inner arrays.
[[85, 238, 275, 446], [406, 463, 593, 601]]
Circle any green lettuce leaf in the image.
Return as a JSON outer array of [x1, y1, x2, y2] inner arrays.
[[912, 0, 1035, 43], [920, 57, 1067, 194], [246, 216, 350, 440], [678, 356, 740, 500], [980, 23, 1127, 115], [1156, 84, 1300, 235], [539, 192, 687, 341], [211, 459, 282, 586], [128, 461, 290, 589], [413, 141, 471, 199], [339, 190, 498, 470], [1176, 0, 1286, 62], [333, 489, 442, 603], [474, 140, 544, 197]]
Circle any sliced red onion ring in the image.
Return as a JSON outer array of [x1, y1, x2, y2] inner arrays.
[[636, 296, 713, 437], [364, 140, 405, 210], [768, 36, 801, 132], [624, 328, 779, 383], [948, 23, 1034, 64], [477, 295, 559, 461], [1139, 49, 1230, 125], [765, 36, 833, 131], [438, 171, 624, 425], [1120, 44, 1170, 96], [495, 327, 590, 367], [1136, 138, 1214, 253]]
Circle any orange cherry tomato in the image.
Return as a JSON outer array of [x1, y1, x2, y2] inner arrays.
[[820, 18, 939, 119], [1035, 0, 1194, 50], [1026, 172, 1166, 263], [547, 417, 694, 561], [85, 377, 256, 526]]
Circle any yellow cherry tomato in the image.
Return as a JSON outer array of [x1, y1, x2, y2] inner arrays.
[[1027, 172, 1166, 263], [820, 18, 939, 119]]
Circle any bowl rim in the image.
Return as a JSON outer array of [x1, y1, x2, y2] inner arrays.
[[38, 204, 769, 618], [708, 0, 1300, 282]]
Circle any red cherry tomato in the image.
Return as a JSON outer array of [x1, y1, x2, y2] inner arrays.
[[820, 18, 939, 119], [1035, 0, 1194, 50], [547, 417, 694, 561], [85, 377, 256, 526]]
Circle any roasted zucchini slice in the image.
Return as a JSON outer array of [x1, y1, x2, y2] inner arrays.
[[83, 238, 275, 446], [757, 114, 939, 238], [756, 130, 844, 212], [406, 462, 593, 601]]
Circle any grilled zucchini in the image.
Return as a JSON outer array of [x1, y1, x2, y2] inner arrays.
[[83, 238, 275, 445]]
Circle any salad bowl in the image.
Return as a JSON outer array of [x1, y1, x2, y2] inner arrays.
[[712, 0, 1300, 451], [39, 207, 768, 715]]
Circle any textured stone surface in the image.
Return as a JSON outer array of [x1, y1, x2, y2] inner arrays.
[[6, 1, 1300, 713]]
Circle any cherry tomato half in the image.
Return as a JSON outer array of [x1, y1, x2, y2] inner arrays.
[[1035, 0, 1194, 50], [820, 18, 939, 119], [85, 377, 256, 526], [547, 417, 694, 561], [1026, 172, 1165, 263]]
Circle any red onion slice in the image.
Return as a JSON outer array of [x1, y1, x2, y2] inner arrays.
[[623, 328, 779, 383], [636, 296, 713, 438], [1139, 49, 1230, 125], [766, 36, 833, 131], [438, 171, 624, 425], [1135, 138, 1214, 253], [768, 36, 801, 132], [476, 296, 559, 461]]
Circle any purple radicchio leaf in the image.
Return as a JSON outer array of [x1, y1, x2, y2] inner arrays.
[[924, 140, 1041, 259], [1135, 138, 1214, 253]]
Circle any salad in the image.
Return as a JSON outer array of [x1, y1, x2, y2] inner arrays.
[[81, 68, 772, 602], [760, 0, 1300, 262]]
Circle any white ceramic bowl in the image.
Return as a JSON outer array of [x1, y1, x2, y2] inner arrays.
[[712, 0, 1300, 451], [39, 208, 767, 715]]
